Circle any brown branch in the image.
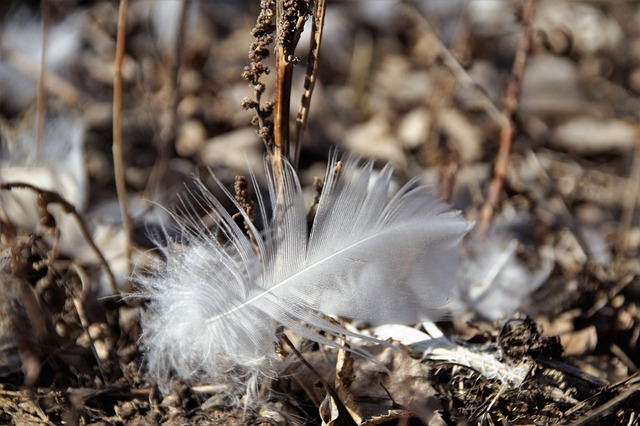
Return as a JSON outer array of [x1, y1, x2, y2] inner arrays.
[[273, 0, 310, 173], [476, 0, 538, 237], [113, 0, 132, 277], [273, 44, 293, 179], [273, 1, 293, 167]]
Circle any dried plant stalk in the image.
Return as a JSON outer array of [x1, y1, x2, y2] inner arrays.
[[145, 0, 187, 200], [399, 4, 508, 129], [477, 0, 538, 237], [242, 1, 275, 148], [273, 0, 309, 176], [113, 0, 132, 278], [294, 0, 326, 170]]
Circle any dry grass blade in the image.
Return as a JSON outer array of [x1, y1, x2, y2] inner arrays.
[[399, 3, 508, 129], [566, 373, 640, 426], [272, 0, 311, 206]]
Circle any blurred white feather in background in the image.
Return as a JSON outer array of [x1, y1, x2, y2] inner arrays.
[[455, 207, 555, 321], [0, 113, 88, 256]]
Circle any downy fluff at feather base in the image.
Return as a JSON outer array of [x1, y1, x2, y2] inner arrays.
[[136, 155, 473, 398]]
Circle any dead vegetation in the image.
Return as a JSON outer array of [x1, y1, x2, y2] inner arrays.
[[0, 0, 639, 424]]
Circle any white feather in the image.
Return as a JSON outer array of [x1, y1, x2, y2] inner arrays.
[[136, 155, 472, 400]]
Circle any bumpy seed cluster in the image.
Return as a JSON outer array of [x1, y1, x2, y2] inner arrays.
[[278, 0, 310, 53], [242, 0, 276, 148]]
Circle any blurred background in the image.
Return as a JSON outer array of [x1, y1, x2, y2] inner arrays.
[[0, 0, 639, 423]]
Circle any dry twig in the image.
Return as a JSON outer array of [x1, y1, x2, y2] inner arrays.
[[399, 4, 508, 129], [113, 0, 132, 278], [274, 1, 307, 162], [70, 263, 109, 385], [144, 0, 188, 202], [566, 372, 640, 425], [477, 0, 538, 237], [294, 0, 326, 170], [272, 0, 310, 188]]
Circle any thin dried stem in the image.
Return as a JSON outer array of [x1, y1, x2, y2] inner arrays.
[[273, 53, 292, 165], [400, 4, 508, 129], [294, 0, 326, 170], [273, 2, 292, 168], [144, 0, 187, 201], [70, 263, 109, 384], [477, 0, 537, 237], [113, 0, 132, 278], [273, 0, 309, 177], [439, 141, 461, 201]]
